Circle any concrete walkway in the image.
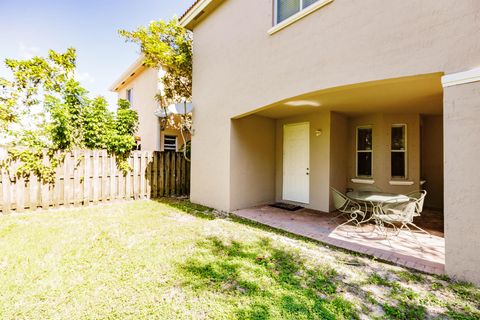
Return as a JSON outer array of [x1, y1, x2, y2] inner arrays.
[[233, 205, 445, 275]]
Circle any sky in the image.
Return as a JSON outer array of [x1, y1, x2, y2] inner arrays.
[[0, 0, 192, 109]]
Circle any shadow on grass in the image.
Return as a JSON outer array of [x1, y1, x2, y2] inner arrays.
[[155, 197, 480, 319], [178, 236, 358, 320], [153, 198, 357, 253], [154, 197, 217, 220]]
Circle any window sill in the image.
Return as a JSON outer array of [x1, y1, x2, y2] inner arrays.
[[268, 0, 334, 35], [351, 178, 375, 185], [389, 180, 414, 186]]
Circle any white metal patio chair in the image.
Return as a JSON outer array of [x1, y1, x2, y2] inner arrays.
[[330, 187, 366, 228], [405, 190, 427, 216], [372, 199, 431, 240]]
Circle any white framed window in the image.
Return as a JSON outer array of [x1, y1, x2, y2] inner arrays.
[[126, 88, 133, 107], [164, 135, 177, 151], [391, 124, 407, 179], [275, 0, 320, 24], [356, 126, 373, 178]]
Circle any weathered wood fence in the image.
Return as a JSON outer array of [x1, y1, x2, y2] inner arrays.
[[0, 150, 190, 213]]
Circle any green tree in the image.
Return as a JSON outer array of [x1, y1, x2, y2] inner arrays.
[[0, 48, 138, 183], [119, 18, 192, 105]]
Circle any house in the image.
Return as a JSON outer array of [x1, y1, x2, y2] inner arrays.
[[110, 57, 190, 151], [180, 0, 480, 284]]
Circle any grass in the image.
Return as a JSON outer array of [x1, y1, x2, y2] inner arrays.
[[0, 199, 478, 319]]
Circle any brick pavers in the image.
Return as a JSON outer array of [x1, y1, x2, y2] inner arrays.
[[234, 206, 445, 274]]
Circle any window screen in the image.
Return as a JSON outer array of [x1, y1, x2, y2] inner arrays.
[[302, 0, 319, 9], [277, 0, 300, 23], [391, 125, 406, 178], [276, 0, 320, 23], [126, 88, 133, 106], [356, 127, 373, 177]]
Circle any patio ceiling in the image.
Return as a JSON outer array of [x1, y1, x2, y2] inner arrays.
[[235, 73, 443, 119]]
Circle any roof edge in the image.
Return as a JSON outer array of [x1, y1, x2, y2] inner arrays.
[[109, 55, 146, 92], [180, 0, 221, 30]]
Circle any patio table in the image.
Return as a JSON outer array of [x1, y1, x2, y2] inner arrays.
[[346, 191, 409, 204], [346, 191, 409, 223]]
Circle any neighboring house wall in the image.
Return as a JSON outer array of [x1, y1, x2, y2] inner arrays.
[[113, 65, 190, 152], [117, 68, 161, 151]]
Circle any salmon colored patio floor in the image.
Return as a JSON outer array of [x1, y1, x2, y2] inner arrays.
[[233, 206, 445, 275]]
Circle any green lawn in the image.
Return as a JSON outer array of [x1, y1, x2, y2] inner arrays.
[[0, 199, 478, 319]]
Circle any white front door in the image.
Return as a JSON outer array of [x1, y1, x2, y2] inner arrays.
[[283, 122, 310, 204]]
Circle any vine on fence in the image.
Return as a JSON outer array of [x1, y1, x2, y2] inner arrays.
[[0, 48, 138, 183]]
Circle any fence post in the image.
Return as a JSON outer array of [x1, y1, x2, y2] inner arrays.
[[73, 150, 81, 207], [159, 152, 164, 197], [152, 152, 158, 198], [84, 150, 90, 206], [140, 151, 146, 199], [109, 153, 116, 201], [2, 169, 11, 214]]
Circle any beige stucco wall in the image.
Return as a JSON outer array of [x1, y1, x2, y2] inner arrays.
[[421, 115, 444, 210], [329, 112, 349, 211], [118, 68, 161, 151], [230, 115, 276, 210], [190, 0, 480, 211], [274, 111, 331, 212], [444, 82, 480, 284], [192, 0, 480, 119]]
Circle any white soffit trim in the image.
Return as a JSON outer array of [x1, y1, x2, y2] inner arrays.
[[109, 55, 146, 92], [180, 0, 213, 28], [442, 67, 480, 88]]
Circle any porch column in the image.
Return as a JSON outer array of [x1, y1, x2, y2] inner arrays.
[[442, 68, 480, 285]]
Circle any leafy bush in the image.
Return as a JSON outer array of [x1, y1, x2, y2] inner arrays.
[[0, 48, 138, 183]]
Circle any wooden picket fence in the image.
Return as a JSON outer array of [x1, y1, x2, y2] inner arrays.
[[0, 150, 190, 213]]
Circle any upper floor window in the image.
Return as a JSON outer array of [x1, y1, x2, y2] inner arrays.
[[356, 126, 373, 177], [276, 0, 320, 24], [126, 88, 133, 107], [391, 124, 407, 179]]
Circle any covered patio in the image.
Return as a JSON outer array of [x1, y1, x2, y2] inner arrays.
[[230, 72, 445, 274], [234, 205, 444, 274]]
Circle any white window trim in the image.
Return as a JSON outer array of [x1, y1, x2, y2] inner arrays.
[[391, 124, 407, 180], [389, 180, 414, 186], [269, 0, 334, 35], [356, 125, 373, 178], [351, 178, 375, 185]]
